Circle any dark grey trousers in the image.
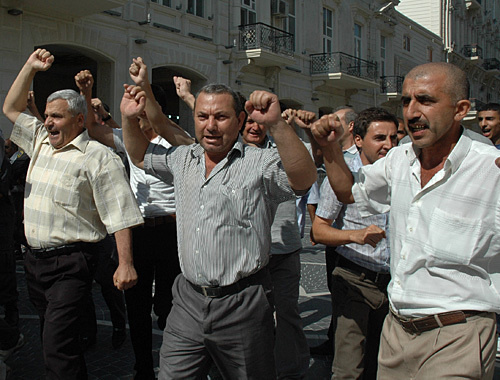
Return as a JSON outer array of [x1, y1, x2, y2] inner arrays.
[[159, 272, 276, 380]]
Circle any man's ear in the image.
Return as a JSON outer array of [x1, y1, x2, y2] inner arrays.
[[237, 111, 246, 130], [354, 134, 363, 149], [454, 99, 471, 122], [348, 121, 355, 134], [77, 113, 85, 128]]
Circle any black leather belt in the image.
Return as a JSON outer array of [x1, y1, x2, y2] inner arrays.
[[188, 268, 268, 298], [143, 214, 176, 227], [336, 255, 390, 285], [390, 307, 484, 335], [30, 243, 89, 259]]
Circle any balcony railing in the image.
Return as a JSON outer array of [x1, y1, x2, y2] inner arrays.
[[483, 58, 500, 71], [310, 52, 377, 81], [380, 76, 404, 94], [239, 23, 294, 57], [461, 44, 483, 59]]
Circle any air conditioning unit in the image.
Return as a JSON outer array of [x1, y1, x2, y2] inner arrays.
[[272, 0, 289, 17]]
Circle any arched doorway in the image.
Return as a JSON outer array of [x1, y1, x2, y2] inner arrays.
[[33, 44, 113, 116], [152, 66, 206, 138]]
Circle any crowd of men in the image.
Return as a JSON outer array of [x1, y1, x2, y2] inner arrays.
[[0, 48, 499, 380]]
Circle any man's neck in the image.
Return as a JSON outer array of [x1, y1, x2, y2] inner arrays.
[[341, 138, 355, 152], [418, 126, 462, 187]]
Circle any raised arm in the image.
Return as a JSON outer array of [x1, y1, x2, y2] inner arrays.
[[129, 57, 194, 145], [246, 91, 316, 192], [121, 84, 149, 169], [284, 108, 323, 167], [75, 70, 116, 149], [312, 215, 385, 248], [3, 49, 54, 123], [311, 114, 355, 204], [174, 76, 195, 110]]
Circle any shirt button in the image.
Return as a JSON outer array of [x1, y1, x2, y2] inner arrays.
[[196, 227, 200, 232], [195, 250, 199, 254], [232, 189, 235, 194], [200, 205, 204, 210], [408, 227, 413, 232]]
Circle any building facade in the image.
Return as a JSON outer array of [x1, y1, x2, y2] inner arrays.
[[397, 0, 500, 128], [0, 0, 460, 137]]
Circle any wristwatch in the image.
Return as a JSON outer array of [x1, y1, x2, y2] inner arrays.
[[102, 112, 112, 122]]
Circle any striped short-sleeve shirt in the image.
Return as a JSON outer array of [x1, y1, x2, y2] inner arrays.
[[144, 140, 295, 286], [11, 113, 143, 249]]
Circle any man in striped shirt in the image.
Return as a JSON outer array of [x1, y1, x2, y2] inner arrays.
[[3, 49, 143, 379], [121, 83, 317, 379]]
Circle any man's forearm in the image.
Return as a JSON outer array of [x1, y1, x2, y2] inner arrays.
[[122, 115, 149, 169], [3, 64, 37, 123], [322, 144, 355, 204], [142, 83, 194, 146], [114, 228, 133, 265], [113, 228, 138, 291], [270, 120, 317, 192]]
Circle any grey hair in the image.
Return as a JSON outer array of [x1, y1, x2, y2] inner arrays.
[[344, 110, 358, 125], [47, 89, 87, 120], [195, 83, 245, 117]]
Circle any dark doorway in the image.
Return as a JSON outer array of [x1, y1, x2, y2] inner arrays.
[[32, 44, 113, 116]]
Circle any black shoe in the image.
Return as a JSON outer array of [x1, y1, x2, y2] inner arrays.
[[309, 340, 334, 356], [112, 328, 126, 349]]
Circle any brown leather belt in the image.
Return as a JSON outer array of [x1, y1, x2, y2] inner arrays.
[[188, 268, 268, 298], [390, 307, 483, 335], [143, 214, 176, 227]]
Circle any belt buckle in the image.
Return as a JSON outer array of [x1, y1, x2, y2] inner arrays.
[[201, 286, 218, 298]]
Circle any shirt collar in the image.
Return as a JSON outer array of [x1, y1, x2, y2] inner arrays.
[[42, 129, 90, 153], [190, 138, 243, 159], [406, 126, 471, 174]]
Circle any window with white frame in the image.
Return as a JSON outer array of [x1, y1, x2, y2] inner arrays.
[[188, 0, 204, 17], [403, 35, 411, 52], [354, 23, 362, 58], [241, 0, 256, 25], [380, 35, 386, 76], [323, 8, 333, 53]]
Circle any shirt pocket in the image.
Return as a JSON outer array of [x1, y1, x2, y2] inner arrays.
[[52, 174, 84, 208], [219, 185, 251, 228], [426, 208, 481, 265]]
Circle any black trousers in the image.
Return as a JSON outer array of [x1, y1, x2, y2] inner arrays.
[[124, 221, 180, 379], [25, 247, 98, 380], [0, 197, 19, 349], [81, 235, 126, 340]]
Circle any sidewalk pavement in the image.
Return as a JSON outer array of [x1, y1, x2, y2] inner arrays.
[[3, 217, 500, 379]]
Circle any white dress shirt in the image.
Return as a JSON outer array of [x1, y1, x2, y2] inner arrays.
[[352, 128, 500, 317]]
